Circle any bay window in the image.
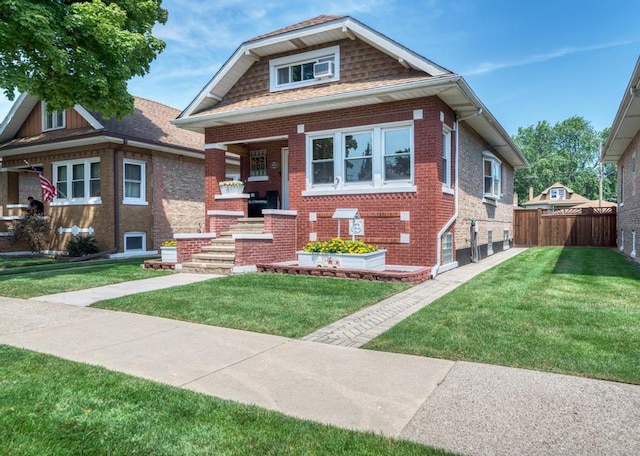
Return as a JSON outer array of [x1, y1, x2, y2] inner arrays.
[[306, 122, 413, 193]]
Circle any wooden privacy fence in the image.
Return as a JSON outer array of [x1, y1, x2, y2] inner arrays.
[[514, 207, 617, 247]]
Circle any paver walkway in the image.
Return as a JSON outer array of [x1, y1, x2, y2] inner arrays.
[[302, 247, 526, 347]]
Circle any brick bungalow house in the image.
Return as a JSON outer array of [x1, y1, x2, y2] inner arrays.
[[172, 15, 528, 277], [602, 55, 640, 261], [0, 95, 205, 255], [520, 183, 590, 211]]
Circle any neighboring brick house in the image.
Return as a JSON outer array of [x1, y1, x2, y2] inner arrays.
[[173, 15, 528, 275], [0, 95, 204, 255], [602, 55, 640, 262]]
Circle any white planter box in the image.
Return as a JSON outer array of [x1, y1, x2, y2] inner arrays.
[[161, 246, 177, 262], [219, 184, 245, 195], [297, 249, 386, 271]]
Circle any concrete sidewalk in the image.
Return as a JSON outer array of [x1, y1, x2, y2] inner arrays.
[[29, 272, 222, 306], [1, 250, 639, 455]]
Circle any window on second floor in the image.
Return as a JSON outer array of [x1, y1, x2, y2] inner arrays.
[[550, 188, 566, 200], [53, 159, 101, 205], [482, 151, 502, 201], [42, 102, 65, 131], [270, 46, 340, 92]]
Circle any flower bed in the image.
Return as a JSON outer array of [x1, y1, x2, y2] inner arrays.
[[298, 238, 385, 270]]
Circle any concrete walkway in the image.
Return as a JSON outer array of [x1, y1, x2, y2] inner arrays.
[[303, 247, 526, 347], [1, 250, 639, 455], [29, 272, 222, 306]]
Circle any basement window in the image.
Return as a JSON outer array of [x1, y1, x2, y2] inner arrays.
[[124, 232, 146, 252]]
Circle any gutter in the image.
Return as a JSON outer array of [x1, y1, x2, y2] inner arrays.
[[431, 108, 482, 279]]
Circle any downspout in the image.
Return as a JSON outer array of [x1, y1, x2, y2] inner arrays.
[[113, 139, 127, 252], [431, 108, 482, 279]]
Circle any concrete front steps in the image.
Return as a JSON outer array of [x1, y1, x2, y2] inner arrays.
[[181, 218, 264, 274]]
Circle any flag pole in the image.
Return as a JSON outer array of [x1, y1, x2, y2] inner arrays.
[[23, 160, 65, 200]]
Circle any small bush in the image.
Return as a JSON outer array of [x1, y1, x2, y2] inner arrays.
[[66, 236, 100, 257], [11, 215, 51, 253]]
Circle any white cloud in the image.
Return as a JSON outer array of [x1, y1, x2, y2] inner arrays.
[[465, 39, 640, 76]]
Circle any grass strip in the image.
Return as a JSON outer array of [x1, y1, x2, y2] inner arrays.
[[365, 247, 640, 385], [0, 256, 157, 276], [0, 262, 170, 298], [95, 273, 410, 338], [0, 345, 448, 456]]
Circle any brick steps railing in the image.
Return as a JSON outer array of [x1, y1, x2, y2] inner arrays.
[[181, 218, 264, 274]]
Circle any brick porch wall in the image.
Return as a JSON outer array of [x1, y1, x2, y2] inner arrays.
[[234, 210, 297, 266], [175, 233, 216, 263]]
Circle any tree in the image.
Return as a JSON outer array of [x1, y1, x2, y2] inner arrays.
[[513, 116, 616, 203], [0, 0, 168, 118]]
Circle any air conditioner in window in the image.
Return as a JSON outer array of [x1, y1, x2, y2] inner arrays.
[[313, 61, 334, 79]]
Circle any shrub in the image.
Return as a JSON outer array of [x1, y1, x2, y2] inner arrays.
[[11, 215, 51, 253], [66, 236, 100, 257]]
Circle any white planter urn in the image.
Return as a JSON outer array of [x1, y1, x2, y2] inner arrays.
[[161, 246, 177, 263], [219, 184, 245, 195]]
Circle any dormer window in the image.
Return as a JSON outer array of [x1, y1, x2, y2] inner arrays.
[[42, 102, 65, 131], [270, 46, 339, 92], [550, 188, 565, 200]]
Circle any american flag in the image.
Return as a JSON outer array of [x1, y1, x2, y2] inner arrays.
[[38, 173, 57, 203]]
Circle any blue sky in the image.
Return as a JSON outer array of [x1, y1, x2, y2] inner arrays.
[[1, 0, 638, 136]]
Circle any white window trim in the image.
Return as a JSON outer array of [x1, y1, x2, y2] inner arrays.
[[124, 231, 147, 253], [269, 46, 340, 92], [482, 151, 502, 204], [304, 121, 414, 195], [51, 158, 102, 206], [123, 159, 148, 206], [442, 125, 452, 190], [550, 188, 565, 200], [42, 101, 66, 131]]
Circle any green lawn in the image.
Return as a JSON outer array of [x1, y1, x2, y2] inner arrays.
[[94, 274, 410, 338], [365, 247, 640, 384], [0, 345, 447, 456], [0, 258, 170, 298]]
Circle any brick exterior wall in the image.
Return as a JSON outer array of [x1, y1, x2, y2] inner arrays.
[[150, 152, 204, 248], [456, 124, 515, 265], [234, 211, 298, 266], [617, 131, 640, 262], [2, 144, 204, 253], [202, 96, 514, 268], [176, 235, 215, 263]]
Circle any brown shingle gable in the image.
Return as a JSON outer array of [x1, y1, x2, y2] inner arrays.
[[0, 96, 203, 154], [195, 73, 439, 117], [248, 15, 345, 42]]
